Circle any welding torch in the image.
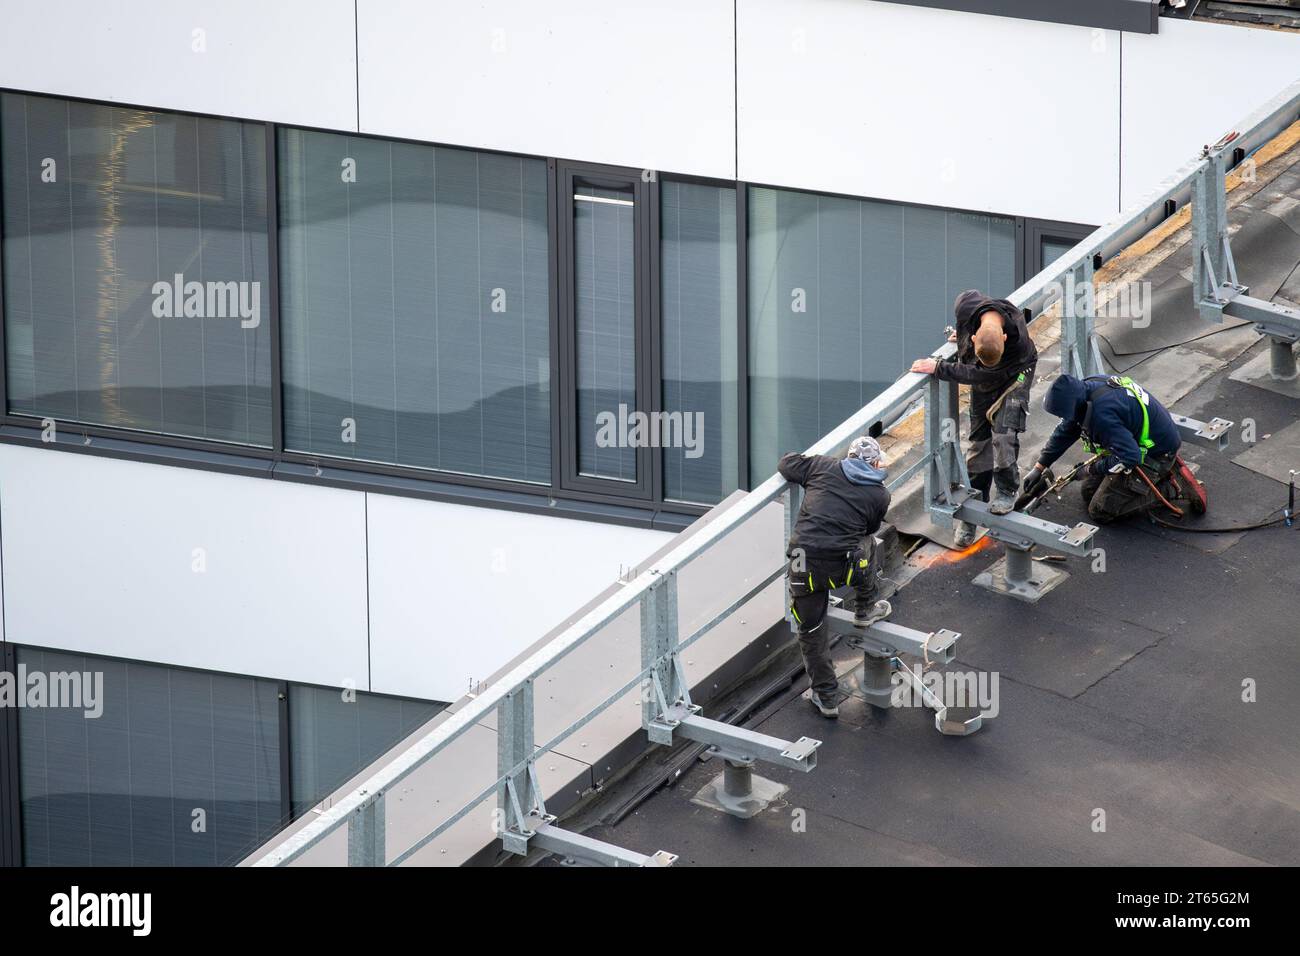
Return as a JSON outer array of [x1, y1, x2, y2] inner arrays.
[[1014, 453, 1104, 513]]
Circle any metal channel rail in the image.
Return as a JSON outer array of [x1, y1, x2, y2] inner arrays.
[[251, 77, 1300, 868]]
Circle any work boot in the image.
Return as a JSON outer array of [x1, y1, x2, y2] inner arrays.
[[989, 468, 1018, 515], [854, 598, 892, 628], [809, 691, 840, 719], [954, 521, 977, 548]]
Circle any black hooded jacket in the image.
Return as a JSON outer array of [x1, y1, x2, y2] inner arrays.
[[779, 453, 891, 559], [934, 290, 1038, 396]]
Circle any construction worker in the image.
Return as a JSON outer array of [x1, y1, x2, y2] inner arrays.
[[780, 436, 893, 719], [1026, 373, 1183, 524], [911, 290, 1038, 546]]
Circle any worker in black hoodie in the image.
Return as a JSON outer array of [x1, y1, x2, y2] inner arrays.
[[780, 435, 893, 718], [911, 290, 1038, 546]]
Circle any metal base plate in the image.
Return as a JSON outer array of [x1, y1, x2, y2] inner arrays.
[[973, 556, 1069, 604], [1228, 346, 1300, 398], [937, 708, 985, 736], [691, 772, 789, 819]]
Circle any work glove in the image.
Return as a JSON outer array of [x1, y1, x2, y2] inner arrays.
[[1021, 466, 1053, 500], [1091, 457, 1129, 476]]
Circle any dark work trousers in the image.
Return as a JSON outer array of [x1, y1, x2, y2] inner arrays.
[[966, 368, 1035, 501], [1078, 452, 1177, 524], [787, 539, 880, 699]]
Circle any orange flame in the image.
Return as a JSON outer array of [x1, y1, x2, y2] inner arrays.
[[931, 535, 996, 565]]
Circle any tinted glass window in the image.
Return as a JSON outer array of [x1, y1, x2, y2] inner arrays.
[[278, 129, 550, 482], [748, 188, 1015, 481], [1, 94, 271, 444], [661, 181, 739, 504], [17, 647, 282, 866]]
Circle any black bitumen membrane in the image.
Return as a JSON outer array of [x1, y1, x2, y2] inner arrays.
[[571, 339, 1300, 867]]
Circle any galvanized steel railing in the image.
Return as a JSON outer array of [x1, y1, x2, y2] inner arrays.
[[250, 77, 1300, 867]]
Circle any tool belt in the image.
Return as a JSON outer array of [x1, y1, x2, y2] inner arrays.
[[985, 366, 1035, 430]]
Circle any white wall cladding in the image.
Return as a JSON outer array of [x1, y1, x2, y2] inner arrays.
[[0, 0, 358, 131], [355, 0, 738, 179], [2, 1, 1298, 218], [0, 445, 669, 701], [365, 493, 669, 702], [0, 444, 370, 688], [736, 0, 1122, 225], [1120, 17, 1300, 210]]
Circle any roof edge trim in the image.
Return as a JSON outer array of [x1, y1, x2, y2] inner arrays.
[[872, 0, 1159, 34]]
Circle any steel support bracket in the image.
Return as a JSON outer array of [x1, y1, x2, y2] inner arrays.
[[528, 820, 677, 867], [1192, 137, 1300, 387], [1223, 293, 1300, 343], [645, 697, 702, 746], [954, 499, 1097, 555], [824, 609, 960, 665], [928, 485, 972, 527], [1172, 413, 1233, 451], [668, 708, 820, 773]]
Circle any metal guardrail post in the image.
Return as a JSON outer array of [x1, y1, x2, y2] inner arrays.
[[1062, 256, 1101, 379], [925, 375, 968, 526], [1192, 133, 1300, 389], [640, 557, 820, 818], [497, 680, 538, 855], [1192, 149, 1232, 325], [347, 790, 386, 867], [640, 570, 680, 728], [496, 677, 676, 865], [782, 485, 801, 627]]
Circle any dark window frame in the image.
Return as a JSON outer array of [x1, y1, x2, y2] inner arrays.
[[0, 640, 20, 867], [1017, 216, 1096, 287], [0, 84, 1061, 523], [555, 159, 655, 500]]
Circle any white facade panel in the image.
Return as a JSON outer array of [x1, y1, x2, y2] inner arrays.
[[1120, 18, 1300, 210], [736, 0, 1122, 224], [0, 0, 358, 130], [356, 0, 737, 179], [365, 492, 670, 702], [0, 445, 370, 687]]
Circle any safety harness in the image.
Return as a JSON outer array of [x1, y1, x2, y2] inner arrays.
[[1081, 375, 1154, 465]]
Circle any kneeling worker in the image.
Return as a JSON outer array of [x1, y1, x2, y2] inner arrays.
[[1027, 373, 1182, 524], [779, 436, 893, 719]]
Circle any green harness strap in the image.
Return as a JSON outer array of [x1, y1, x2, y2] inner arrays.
[[1082, 376, 1154, 464]]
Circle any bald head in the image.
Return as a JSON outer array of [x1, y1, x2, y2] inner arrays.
[[973, 310, 1006, 366]]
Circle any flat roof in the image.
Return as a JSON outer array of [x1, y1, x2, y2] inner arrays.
[[547, 139, 1300, 868]]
